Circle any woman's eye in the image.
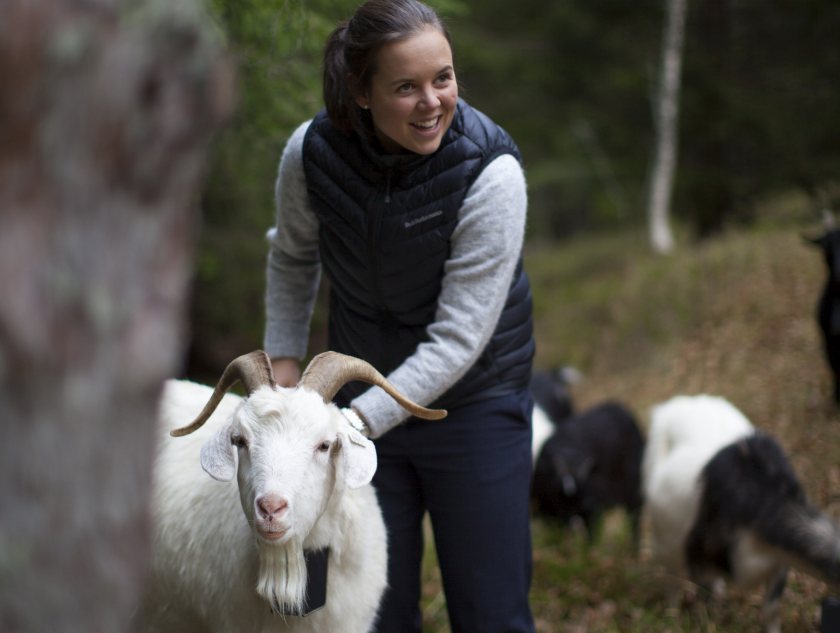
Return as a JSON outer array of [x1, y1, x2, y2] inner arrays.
[[397, 82, 414, 93], [317, 441, 332, 453], [231, 435, 248, 449]]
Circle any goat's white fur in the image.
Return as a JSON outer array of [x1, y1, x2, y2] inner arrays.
[[531, 404, 554, 461], [642, 394, 754, 570], [141, 380, 387, 633]]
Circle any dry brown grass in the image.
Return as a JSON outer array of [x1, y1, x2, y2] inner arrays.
[[422, 225, 840, 632]]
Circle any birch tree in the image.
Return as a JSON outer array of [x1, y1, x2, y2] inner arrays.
[[0, 1, 232, 631], [647, 0, 689, 254]]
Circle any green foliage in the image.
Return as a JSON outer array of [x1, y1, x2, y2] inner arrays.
[[677, 0, 840, 236], [449, 0, 663, 238], [449, 0, 840, 240], [189, 0, 357, 375]]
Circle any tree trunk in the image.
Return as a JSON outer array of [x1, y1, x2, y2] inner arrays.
[[0, 1, 232, 631], [647, 0, 689, 254]]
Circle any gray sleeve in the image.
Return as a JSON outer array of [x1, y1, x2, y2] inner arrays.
[[263, 120, 321, 360], [352, 153, 528, 437]]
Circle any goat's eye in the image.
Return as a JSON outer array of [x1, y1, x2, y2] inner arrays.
[[316, 440, 331, 453], [231, 434, 248, 449]]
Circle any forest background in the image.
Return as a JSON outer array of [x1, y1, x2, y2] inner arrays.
[[189, 0, 840, 378]]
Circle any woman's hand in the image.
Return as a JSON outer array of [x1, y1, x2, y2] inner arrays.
[[271, 357, 301, 387]]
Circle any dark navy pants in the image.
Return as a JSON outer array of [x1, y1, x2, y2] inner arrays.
[[371, 389, 536, 633]]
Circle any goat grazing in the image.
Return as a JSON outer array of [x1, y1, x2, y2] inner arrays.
[[531, 400, 644, 541], [139, 350, 446, 633], [529, 366, 578, 461], [806, 221, 840, 405], [643, 394, 840, 633], [530, 367, 577, 423]]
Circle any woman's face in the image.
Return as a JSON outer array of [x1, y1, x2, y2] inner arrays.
[[357, 26, 458, 155]]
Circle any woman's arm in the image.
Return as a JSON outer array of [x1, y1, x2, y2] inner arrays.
[[263, 120, 320, 381]]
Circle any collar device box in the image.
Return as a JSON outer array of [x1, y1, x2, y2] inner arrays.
[[276, 548, 329, 617]]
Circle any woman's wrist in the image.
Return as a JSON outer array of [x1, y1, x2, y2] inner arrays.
[[270, 357, 301, 387]]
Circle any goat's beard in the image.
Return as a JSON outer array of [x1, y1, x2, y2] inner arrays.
[[256, 536, 307, 615]]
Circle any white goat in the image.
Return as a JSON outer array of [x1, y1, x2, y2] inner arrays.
[[643, 394, 840, 633], [140, 350, 446, 633]]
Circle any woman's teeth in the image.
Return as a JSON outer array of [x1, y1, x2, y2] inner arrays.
[[413, 117, 439, 129]]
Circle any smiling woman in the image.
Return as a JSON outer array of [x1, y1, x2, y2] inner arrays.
[[354, 26, 458, 154], [262, 1, 537, 632]]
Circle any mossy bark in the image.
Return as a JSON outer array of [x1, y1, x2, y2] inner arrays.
[[0, 1, 233, 631]]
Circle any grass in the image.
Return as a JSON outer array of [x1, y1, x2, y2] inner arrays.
[[420, 222, 840, 632]]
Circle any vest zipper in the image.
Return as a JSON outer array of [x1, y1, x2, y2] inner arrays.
[[369, 170, 392, 320]]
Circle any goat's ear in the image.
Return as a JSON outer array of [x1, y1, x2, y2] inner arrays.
[[337, 427, 377, 489], [200, 423, 237, 481]]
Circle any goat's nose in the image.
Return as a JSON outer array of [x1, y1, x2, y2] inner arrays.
[[256, 494, 288, 520]]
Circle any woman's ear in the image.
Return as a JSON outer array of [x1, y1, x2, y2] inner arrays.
[[355, 94, 370, 110]]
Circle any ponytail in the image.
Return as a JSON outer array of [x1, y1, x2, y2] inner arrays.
[[322, 21, 358, 134]]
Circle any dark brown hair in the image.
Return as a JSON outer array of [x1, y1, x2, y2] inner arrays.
[[322, 0, 451, 133]]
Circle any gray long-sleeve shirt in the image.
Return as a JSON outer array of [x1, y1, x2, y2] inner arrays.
[[264, 120, 528, 437]]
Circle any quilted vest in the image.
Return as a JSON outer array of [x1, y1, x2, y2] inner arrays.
[[302, 99, 535, 409]]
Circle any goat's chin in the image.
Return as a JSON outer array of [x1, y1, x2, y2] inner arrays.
[[256, 527, 289, 544], [256, 536, 307, 614]]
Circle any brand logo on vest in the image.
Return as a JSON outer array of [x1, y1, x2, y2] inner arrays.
[[404, 210, 443, 229]]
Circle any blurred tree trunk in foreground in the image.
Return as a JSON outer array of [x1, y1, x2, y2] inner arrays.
[[0, 1, 232, 631], [647, 0, 688, 254]]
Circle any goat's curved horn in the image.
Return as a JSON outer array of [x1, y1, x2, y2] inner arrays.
[[297, 351, 446, 420], [170, 350, 276, 437]]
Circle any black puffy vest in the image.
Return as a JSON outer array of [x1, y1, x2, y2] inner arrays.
[[302, 100, 535, 409]]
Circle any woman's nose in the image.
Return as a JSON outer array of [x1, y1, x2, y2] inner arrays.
[[418, 87, 441, 109]]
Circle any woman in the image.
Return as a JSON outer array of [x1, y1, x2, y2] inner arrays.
[[264, 1, 536, 631]]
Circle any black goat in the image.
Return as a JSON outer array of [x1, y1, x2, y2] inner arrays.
[[530, 366, 578, 462], [807, 226, 840, 405], [685, 432, 840, 632], [530, 367, 577, 423], [531, 400, 644, 541]]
